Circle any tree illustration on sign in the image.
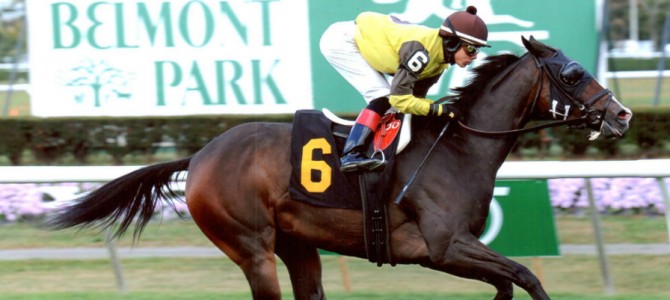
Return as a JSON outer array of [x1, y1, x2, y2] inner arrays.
[[65, 60, 129, 107]]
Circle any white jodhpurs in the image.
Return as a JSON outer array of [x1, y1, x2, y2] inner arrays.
[[319, 21, 390, 103]]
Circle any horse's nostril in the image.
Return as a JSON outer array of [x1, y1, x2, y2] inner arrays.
[[617, 110, 632, 121]]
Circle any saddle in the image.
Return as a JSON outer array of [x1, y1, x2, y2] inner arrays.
[[289, 109, 408, 266]]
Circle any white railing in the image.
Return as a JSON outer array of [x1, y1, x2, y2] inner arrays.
[[606, 70, 670, 79], [0, 83, 28, 91], [2, 159, 669, 182], [498, 159, 670, 179], [0, 165, 144, 183]]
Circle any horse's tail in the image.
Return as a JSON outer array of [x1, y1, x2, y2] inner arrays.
[[45, 157, 191, 240]]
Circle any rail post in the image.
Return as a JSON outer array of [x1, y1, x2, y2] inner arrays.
[[585, 179, 615, 295]]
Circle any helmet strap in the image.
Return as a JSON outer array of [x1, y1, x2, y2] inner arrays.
[[442, 18, 461, 65], [442, 38, 458, 65]]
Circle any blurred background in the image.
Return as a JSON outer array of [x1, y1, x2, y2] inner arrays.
[[0, 1, 669, 299]]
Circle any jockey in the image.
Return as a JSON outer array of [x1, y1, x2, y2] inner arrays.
[[320, 6, 490, 173]]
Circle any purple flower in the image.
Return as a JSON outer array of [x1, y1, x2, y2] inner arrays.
[[548, 177, 669, 215], [0, 182, 190, 223]]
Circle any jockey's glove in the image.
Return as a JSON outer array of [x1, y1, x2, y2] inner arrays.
[[428, 103, 460, 120]]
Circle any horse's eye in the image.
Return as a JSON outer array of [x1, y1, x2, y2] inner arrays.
[[559, 62, 584, 86]]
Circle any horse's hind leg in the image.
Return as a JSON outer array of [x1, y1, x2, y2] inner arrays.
[[241, 254, 282, 299], [275, 233, 326, 300], [190, 213, 282, 299], [187, 187, 282, 299]]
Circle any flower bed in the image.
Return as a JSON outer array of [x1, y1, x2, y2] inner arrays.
[[0, 182, 189, 223], [549, 178, 668, 215]]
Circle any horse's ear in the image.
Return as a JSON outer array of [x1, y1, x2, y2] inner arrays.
[[522, 35, 554, 58]]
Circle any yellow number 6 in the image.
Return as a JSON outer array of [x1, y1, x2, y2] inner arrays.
[[301, 138, 332, 193]]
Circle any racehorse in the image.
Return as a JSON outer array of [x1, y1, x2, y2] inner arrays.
[[48, 36, 632, 300]]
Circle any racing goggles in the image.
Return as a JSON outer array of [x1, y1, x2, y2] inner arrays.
[[463, 43, 480, 57]]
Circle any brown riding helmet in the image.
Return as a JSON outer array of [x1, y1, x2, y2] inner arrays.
[[439, 6, 490, 47]]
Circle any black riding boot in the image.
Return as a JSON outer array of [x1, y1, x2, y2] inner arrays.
[[340, 123, 386, 172]]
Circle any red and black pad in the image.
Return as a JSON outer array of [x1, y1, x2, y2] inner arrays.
[[373, 113, 403, 153]]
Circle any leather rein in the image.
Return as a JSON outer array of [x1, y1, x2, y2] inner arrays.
[[457, 54, 613, 137]]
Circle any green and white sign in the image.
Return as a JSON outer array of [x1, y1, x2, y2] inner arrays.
[[27, 0, 598, 117], [27, 0, 313, 116], [484, 180, 559, 257]]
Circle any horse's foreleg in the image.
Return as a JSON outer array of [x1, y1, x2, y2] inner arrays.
[[275, 233, 326, 300], [423, 234, 549, 300]]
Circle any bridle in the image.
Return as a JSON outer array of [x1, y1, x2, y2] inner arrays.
[[457, 52, 613, 137]]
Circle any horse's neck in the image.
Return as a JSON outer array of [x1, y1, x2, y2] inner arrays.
[[456, 63, 537, 173]]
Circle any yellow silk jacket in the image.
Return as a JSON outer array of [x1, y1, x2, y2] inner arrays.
[[354, 12, 449, 115]]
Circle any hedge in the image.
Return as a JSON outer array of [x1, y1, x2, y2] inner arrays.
[[0, 115, 296, 165], [0, 70, 28, 82], [609, 57, 670, 71], [0, 109, 664, 165], [514, 106, 667, 159]]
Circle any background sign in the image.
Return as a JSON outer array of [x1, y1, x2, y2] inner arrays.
[[27, 0, 598, 116], [486, 180, 559, 257], [27, 0, 313, 116]]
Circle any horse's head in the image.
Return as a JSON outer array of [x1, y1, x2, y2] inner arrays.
[[523, 36, 633, 140]]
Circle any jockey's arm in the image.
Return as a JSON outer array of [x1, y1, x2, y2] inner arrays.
[[413, 75, 441, 98], [389, 42, 441, 116]]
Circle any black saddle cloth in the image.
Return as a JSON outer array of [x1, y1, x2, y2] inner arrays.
[[288, 109, 400, 209]]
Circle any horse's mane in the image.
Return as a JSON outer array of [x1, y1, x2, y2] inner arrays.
[[413, 53, 522, 133], [451, 53, 521, 110]]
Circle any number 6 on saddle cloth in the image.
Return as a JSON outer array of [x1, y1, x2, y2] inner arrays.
[[289, 109, 407, 211]]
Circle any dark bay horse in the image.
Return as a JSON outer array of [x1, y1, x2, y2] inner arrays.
[[48, 36, 632, 299]]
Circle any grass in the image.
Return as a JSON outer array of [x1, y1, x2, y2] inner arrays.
[[555, 214, 669, 244], [2, 215, 666, 249], [0, 218, 213, 249], [0, 215, 668, 299], [2, 292, 668, 300], [0, 90, 29, 117], [607, 77, 670, 107], [0, 255, 669, 299]]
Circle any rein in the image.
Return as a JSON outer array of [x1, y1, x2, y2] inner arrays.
[[457, 117, 586, 136], [456, 53, 613, 137]]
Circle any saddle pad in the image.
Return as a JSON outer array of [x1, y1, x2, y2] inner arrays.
[[289, 110, 401, 210], [289, 110, 361, 209]]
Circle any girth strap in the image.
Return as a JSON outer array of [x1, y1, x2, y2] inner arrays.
[[358, 172, 395, 267]]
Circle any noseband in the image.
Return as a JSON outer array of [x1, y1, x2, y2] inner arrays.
[[458, 53, 613, 136]]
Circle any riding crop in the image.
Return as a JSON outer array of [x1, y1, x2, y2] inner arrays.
[[393, 120, 451, 204]]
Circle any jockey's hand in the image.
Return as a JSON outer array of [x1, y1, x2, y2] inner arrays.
[[429, 103, 459, 120]]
